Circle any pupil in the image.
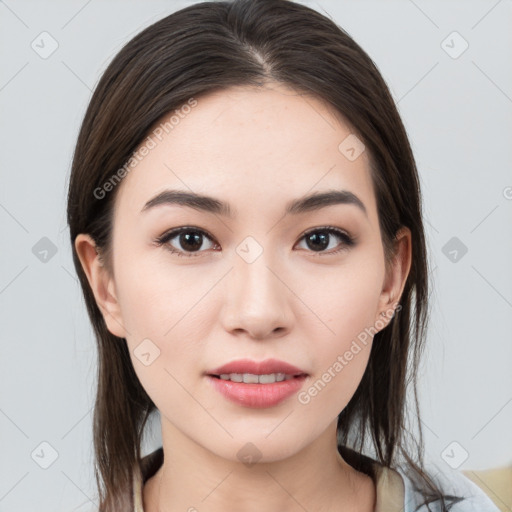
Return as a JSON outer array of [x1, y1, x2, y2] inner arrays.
[[180, 232, 202, 251], [307, 232, 328, 251]]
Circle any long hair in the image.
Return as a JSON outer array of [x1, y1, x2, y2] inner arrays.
[[66, 1, 463, 510]]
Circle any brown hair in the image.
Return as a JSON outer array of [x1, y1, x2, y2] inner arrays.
[[66, 0, 464, 510]]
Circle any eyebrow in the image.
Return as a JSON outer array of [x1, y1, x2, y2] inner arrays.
[[140, 189, 367, 217]]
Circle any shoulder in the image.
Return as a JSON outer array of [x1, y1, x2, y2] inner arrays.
[[394, 462, 501, 512], [342, 446, 498, 512]]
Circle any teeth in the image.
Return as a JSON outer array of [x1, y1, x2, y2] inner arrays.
[[218, 372, 294, 383], [259, 373, 276, 384]]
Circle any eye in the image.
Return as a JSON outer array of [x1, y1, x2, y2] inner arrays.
[[295, 226, 355, 255], [155, 225, 355, 258], [155, 227, 218, 257]]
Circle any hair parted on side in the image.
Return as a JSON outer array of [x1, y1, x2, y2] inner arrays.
[[66, 1, 464, 510]]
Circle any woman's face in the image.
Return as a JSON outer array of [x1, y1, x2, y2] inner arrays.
[[78, 83, 409, 462]]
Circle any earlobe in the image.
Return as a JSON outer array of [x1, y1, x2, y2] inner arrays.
[[74, 234, 127, 339]]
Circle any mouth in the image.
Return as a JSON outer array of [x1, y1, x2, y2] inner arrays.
[[207, 372, 306, 383], [204, 359, 309, 408]]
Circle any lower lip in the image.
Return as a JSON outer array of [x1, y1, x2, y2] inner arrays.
[[206, 375, 308, 408]]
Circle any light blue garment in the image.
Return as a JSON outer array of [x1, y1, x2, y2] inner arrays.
[[396, 463, 501, 511]]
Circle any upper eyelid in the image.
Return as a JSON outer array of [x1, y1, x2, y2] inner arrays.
[[159, 226, 216, 242], [301, 226, 350, 237]]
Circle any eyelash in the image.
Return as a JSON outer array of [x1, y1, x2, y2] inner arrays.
[[154, 226, 355, 258]]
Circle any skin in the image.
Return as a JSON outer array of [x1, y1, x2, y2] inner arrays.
[[76, 82, 411, 512]]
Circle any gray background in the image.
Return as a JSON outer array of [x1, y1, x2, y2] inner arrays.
[[1, 0, 511, 511]]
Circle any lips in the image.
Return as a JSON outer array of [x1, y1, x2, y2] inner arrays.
[[205, 358, 309, 408], [206, 358, 308, 377]]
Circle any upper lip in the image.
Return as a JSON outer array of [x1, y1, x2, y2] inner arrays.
[[206, 358, 308, 376]]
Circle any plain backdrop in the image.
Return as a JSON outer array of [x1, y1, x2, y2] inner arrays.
[[1, 0, 511, 510]]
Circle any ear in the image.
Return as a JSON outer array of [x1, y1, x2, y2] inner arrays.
[[74, 234, 127, 338], [375, 226, 412, 328]]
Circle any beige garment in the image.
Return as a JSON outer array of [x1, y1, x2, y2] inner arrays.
[[132, 448, 405, 512], [462, 467, 512, 512]]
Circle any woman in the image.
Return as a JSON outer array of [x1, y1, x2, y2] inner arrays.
[[66, 0, 499, 510]]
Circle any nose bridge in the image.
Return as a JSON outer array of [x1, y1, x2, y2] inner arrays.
[[221, 240, 291, 338]]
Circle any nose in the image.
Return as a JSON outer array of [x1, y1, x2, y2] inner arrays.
[[219, 252, 293, 340]]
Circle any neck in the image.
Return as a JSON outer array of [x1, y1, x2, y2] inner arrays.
[[143, 417, 375, 512]]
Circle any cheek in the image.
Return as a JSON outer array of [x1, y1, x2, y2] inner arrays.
[[299, 346, 371, 419], [114, 254, 222, 382], [115, 262, 218, 416], [298, 285, 377, 417], [115, 248, 214, 337], [295, 253, 383, 411], [299, 250, 384, 343]]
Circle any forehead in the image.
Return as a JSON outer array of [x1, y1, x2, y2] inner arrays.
[[114, 83, 377, 221]]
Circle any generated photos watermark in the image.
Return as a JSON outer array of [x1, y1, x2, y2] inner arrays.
[[298, 302, 402, 405]]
